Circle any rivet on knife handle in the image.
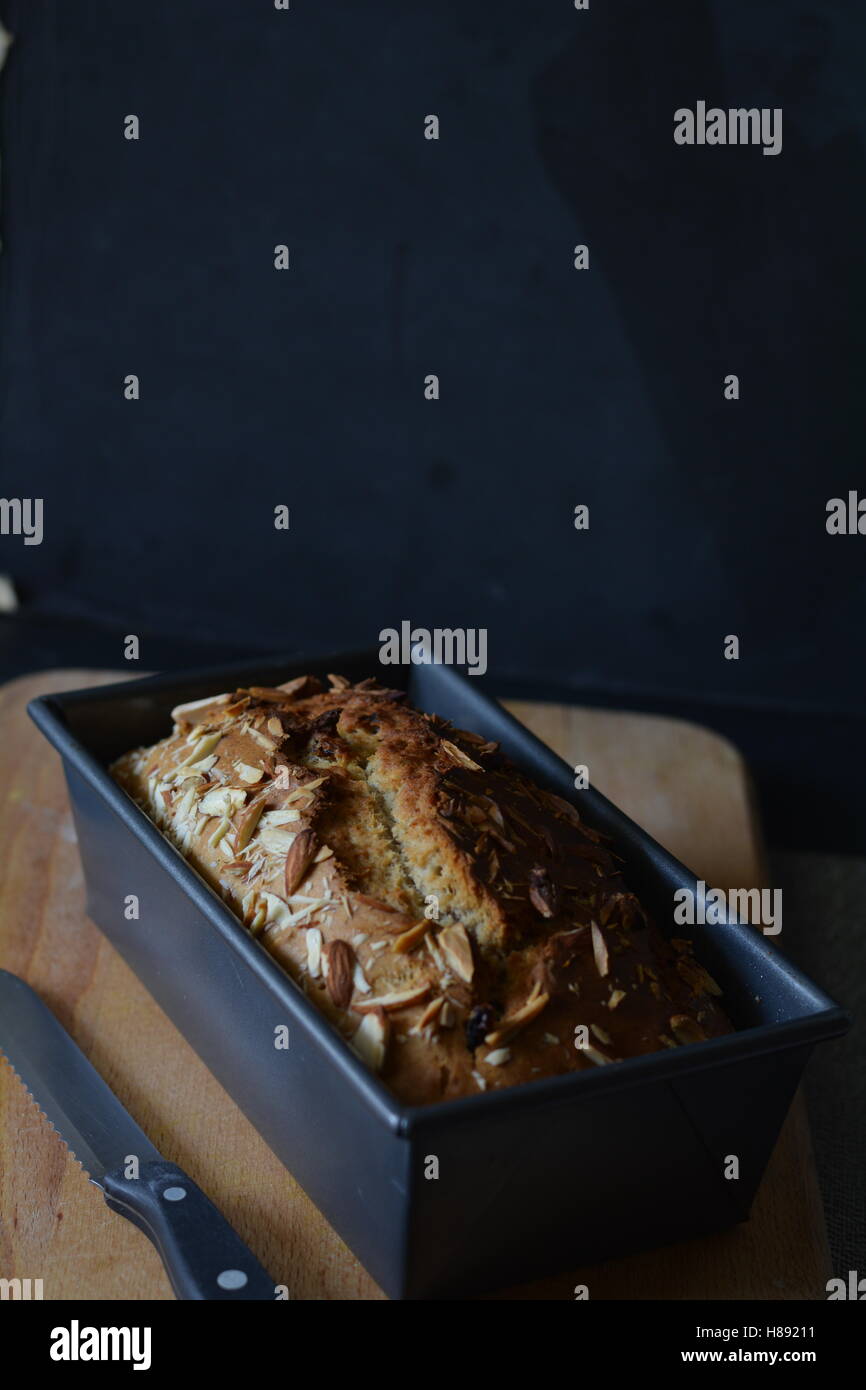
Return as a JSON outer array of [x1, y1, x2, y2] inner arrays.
[[102, 1160, 275, 1301]]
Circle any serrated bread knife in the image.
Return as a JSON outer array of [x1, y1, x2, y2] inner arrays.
[[0, 969, 275, 1300]]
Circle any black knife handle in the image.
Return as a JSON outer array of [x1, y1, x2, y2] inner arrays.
[[103, 1160, 277, 1300]]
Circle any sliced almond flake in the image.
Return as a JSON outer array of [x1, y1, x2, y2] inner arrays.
[[259, 827, 298, 855], [352, 963, 371, 996], [171, 692, 231, 723], [579, 1044, 611, 1067], [484, 1047, 511, 1067], [658, 1033, 677, 1048], [199, 786, 246, 817], [542, 1032, 560, 1045], [393, 919, 429, 954], [175, 753, 218, 778], [179, 731, 223, 766], [249, 728, 277, 751], [234, 800, 265, 850], [258, 890, 296, 934], [352, 1010, 389, 1072], [267, 717, 283, 737], [437, 924, 474, 983], [313, 844, 334, 863], [176, 784, 199, 822], [369, 939, 388, 953], [414, 996, 445, 1032], [607, 988, 626, 1010], [590, 921, 609, 977], [208, 816, 231, 848], [278, 675, 314, 697], [440, 739, 482, 771], [242, 892, 268, 936], [235, 762, 265, 784], [355, 984, 431, 1014], [306, 927, 322, 978], [472, 1070, 487, 1091], [424, 933, 447, 975], [261, 808, 301, 826], [484, 990, 550, 1048], [669, 1014, 706, 1045], [351, 932, 368, 947], [590, 1022, 612, 1046], [439, 1000, 456, 1028]]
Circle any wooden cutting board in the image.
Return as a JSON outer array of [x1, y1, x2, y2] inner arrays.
[[0, 671, 831, 1300]]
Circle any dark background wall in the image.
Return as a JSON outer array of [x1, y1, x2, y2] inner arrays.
[[1, 0, 864, 847]]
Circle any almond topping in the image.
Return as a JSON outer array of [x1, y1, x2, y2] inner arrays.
[[323, 940, 355, 1009], [352, 962, 371, 995], [440, 739, 482, 771], [208, 816, 231, 848], [327, 673, 351, 690], [352, 1008, 389, 1072], [246, 686, 291, 703], [199, 787, 246, 817], [483, 1047, 511, 1067], [235, 761, 265, 784], [284, 827, 318, 897], [608, 989, 626, 1010], [591, 921, 609, 977], [171, 693, 231, 723], [178, 731, 223, 767], [437, 924, 474, 983], [415, 996, 445, 1030], [528, 865, 558, 919], [313, 844, 334, 863], [580, 1044, 611, 1067], [484, 990, 550, 1048], [249, 728, 277, 752], [306, 927, 322, 978], [234, 800, 265, 850], [278, 675, 315, 698], [393, 920, 429, 954], [669, 1014, 707, 1045], [355, 984, 431, 1014]]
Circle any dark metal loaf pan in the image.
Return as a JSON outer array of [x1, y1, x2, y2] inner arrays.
[[28, 651, 849, 1299]]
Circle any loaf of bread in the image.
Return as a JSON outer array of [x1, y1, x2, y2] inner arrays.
[[111, 674, 733, 1105]]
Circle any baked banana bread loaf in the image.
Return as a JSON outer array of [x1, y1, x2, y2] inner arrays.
[[111, 674, 733, 1105]]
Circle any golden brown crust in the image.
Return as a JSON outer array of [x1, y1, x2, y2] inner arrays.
[[111, 673, 733, 1105]]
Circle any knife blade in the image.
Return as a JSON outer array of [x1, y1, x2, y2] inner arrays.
[[0, 969, 276, 1300]]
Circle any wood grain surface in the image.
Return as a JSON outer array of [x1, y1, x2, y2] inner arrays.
[[0, 671, 831, 1301]]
